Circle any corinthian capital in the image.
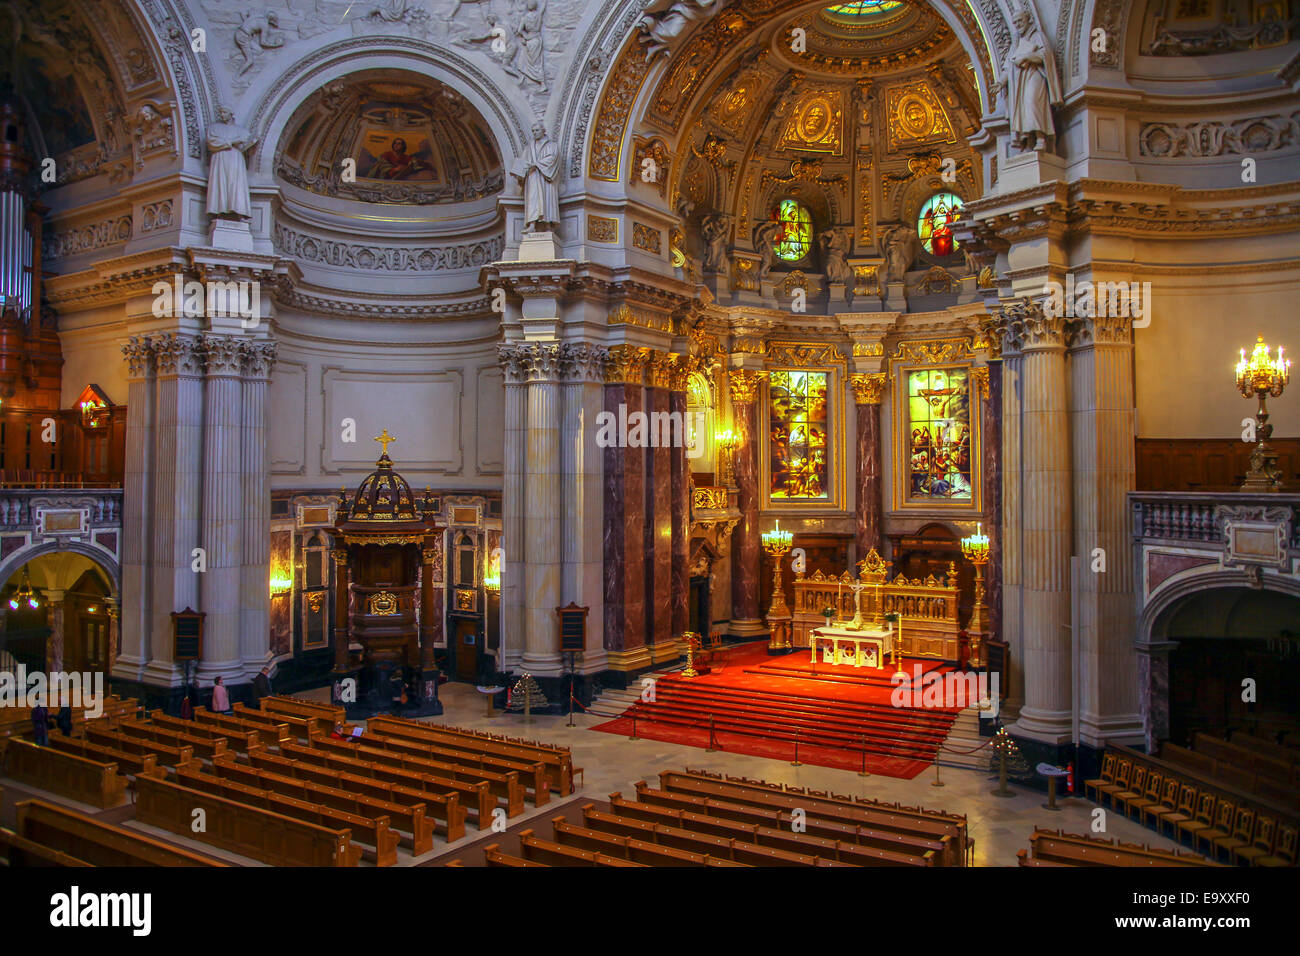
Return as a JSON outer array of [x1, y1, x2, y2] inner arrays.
[[122, 336, 156, 379], [728, 368, 768, 404], [999, 298, 1065, 352], [498, 344, 530, 385], [849, 372, 886, 405], [151, 332, 205, 377], [558, 343, 608, 384], [605, 345, 649, 385]]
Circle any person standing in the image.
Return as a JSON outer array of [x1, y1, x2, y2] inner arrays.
[[251, 666, 272, 705], [389, 667, 406, 715], [30, 703, 49, 746], [55, 705, 73, 738], [210, 676, 231, 714]]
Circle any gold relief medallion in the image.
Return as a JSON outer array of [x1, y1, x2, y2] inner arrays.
[[367, 591, 399, 616]]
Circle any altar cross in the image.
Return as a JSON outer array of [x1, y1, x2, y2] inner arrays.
[[374, 428, 397, 457]]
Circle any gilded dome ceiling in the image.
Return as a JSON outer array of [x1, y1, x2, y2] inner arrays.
[[275, 72, 504, 206], [777, 1, 958, 75]]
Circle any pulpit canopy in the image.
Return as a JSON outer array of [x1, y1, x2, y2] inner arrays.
[[335, 429, 437, 542]]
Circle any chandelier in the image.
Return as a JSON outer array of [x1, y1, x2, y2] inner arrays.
[[8, 568, 38, 611]]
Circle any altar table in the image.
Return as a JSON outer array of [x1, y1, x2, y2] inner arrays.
[[809, 626, 894, 669]]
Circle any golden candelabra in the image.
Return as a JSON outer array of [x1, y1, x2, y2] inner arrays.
[[961, 522, 991, 668], [1236, 335, 1291, 492], [682, 631, 700, 678], [762, 520, 794, 651], [715, 429, 740, 486]]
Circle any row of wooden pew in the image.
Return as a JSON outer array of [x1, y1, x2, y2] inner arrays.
[[1085, 746, 1297, 866], [0, 695, 141, 740], [447, 768, 968, 867], [1017, 829, 1222, 867]]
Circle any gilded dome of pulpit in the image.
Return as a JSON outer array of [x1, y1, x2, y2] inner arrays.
[[331, 430, 444, 718]]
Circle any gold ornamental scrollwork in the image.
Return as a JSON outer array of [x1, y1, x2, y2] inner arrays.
[[727, 368, 767, 404], [646, 351, 674, 389], [605, 344, 650, 385], [307, 592, 325, 614], [767, 341, 846, 367], [331, 549, 349, 566], [849, 372, 887, 405], [692, 485, 728, 510], [367, 591, 399, 616], [890, 337, 974, 366], [667, 354, 694, 392]]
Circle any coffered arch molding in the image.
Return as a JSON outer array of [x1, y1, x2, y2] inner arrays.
[[243, 39, 532, 183]]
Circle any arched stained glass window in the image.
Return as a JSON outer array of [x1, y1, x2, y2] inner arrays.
[[769, 370, 829, 500], [773, 199, 812, 262], [917, 191, 963, 257]]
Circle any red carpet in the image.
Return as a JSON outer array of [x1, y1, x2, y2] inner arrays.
[[592, 642, 962, 779]]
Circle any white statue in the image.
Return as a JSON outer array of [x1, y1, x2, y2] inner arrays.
[[512, 121, 559, 233], [516, 0, 547, 88], [753, 220, 780, 279], [819, 227, 852, 284], [1001, 8, 1062, 152], [233, 11, 284, 76], [206, 107, 257, 220], [638, 0, 723, 60], [881, 224, 920, 284]]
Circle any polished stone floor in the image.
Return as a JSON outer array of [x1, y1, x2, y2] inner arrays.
[[311, 679, 1189, 867]]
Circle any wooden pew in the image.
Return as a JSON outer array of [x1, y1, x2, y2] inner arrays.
[[358, 728, 551, 806], [517, 830, 648, 867], [209, 753, 442, 854], [607, 792, 927, 867], [150, 710, 261, 753], [257, 696, 345, 736], [368, 716, 577, 795], [1026, 829, 1222, 867], [307, 733, 525, 818], [1192, 733, 1299, 787], [135, 772, 358, 866], [656, 772, 957, 865], [85, 724, 193, 768], [116, 717, 228, 761], [47, 731, 164, 780], [2, 737, 126, 808], [0, 827, 94, 866], [482, 844, 549, 867], [232, 702, 314, 740], [14, 799, 228, 866], [197, 708, 289, 746], [282, 740, 490, 830], [1228, 732, 1300, 767], [174, 763, 397, 866]]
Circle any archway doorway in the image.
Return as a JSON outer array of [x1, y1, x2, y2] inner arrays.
[[0, 551, 116, 675]]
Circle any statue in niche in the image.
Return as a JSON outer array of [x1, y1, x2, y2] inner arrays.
[[752, 220, 780, 280], [999, 7, 1061, 152], [233, 10, 285, 75], [819, 227, 852, 284], [881, 224, 920, 285], [206, 107, 257, 220], [638, 0, 724, 60], [512, 121, 559, 233], [700, 212, 732, 273]]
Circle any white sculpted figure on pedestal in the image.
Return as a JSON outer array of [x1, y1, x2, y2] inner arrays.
[[206, 106, 256, 220], [639, 0, 724, 60], [1000, 8, 1062, 152], [512, 121, 560, 233], [700, 212, 731, 273], [819, 227, 852, 284], [881, 224, 919, 285], [752, 220, 779, 280]]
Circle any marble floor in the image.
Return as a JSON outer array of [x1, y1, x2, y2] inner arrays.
[[306, 680, 1189, 867]]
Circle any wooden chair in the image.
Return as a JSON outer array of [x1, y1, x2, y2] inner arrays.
[[1113, 765, 1147, 817], [1235, 815, 1276, 866], [1155, 783, 1197, 837], [1195, 797, 1237, 857], [1097, 758, 1132, 808], [1211, 806, 1255, 863], [1258, 824, 1296, 867], [1176, 791, 1218, 847], [1084, 752, 1115, 803], [1142, 777, 1180, 830], [1125, 769, 1163, 822]]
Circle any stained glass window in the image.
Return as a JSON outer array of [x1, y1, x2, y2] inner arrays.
[[824, 2, 904, 18], [917, 191, 963, 256], [773, 199, 813, 262], [769, 370, 829, 500], [906, 368, 972, 501]]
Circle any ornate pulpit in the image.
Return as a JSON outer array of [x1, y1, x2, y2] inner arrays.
[[332, 430, 444, 717]]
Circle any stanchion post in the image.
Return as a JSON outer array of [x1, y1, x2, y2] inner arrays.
[[791, 737, 802, 767], [628, 712, 639, 742], [931, 757, 944, 788], [705, 715, 716, 753], [857, 734, 870, 778]]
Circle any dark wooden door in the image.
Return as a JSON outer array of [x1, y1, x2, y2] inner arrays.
[[453, 619, 479, 681]]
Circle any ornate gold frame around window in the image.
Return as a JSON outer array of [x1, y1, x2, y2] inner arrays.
[[890, 337, 981, 514], [760, 359, 848, 514]]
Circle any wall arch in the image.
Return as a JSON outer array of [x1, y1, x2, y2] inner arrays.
[[0, 541, 121, 602], [1139, 568, 1300, 645]]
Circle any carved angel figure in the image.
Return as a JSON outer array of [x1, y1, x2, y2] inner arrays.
[[700, 212, 732, 273], [753, 220, 780, 280], [638, 0, 724, 60], [819, 227, 852, 284], [881, 224, 920, 285]]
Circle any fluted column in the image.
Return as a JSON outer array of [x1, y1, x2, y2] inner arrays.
[[239, 341, 275, 673], [1070, 315, 1142, 746], [849, 372, 886, 556], [559, 344, 608, 672], [1004, 300, 1072, 744], [998, 319, 1024, 713], [523, 344, 563, 677], [331, 549, 351, 674], [115, 337, 155, 680], [729, 368, 768, 636], [146, 333, 205, 685], [196, 334, 244, 683], [498, 347, 528, 672]]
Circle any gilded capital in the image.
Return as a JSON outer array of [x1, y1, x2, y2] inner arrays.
[[646, 350, 674, 389], [605, 344, 650, 385], [849, 372, 886, 405], [667, 353, 694, 392], [970, 366, 990, 402], [728, 368, 767, 404]]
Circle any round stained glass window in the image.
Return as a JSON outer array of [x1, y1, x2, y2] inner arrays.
[[823, 2, 905, 19], [773, 199, 812, 262], [917, 191, 963, 257]]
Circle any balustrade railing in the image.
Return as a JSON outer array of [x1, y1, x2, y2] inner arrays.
[[0, 488, 123, 530]]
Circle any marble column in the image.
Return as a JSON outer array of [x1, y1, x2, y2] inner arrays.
[[647, 352, 674, 653], [331, 549, 351, 674], [559, 344, 608, 673], [419, 537, 443, 673], [728, 368, 767, 636], [1003, 300, 1073, 745], [115, 338, 155, 680], [669, 357, 691, 646], [603, 346, 649, 666], [147, 333, 205, 686], [522, 344, 563, 677], [980, 360, 1004, 641], [498, 347, 528, 672], [106, 600, 120, 676], [1071, 316, 1142, 747], [239, 341, 276, 673], [44, 590, 65, 675], [197, 334, 244, 684], [849, 373, 886, 557]]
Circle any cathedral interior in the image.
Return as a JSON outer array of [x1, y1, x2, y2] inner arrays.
[[0, 0, 1297, 895]]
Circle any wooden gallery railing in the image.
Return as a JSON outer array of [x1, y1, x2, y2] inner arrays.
[[790, 551, 961, 661]]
